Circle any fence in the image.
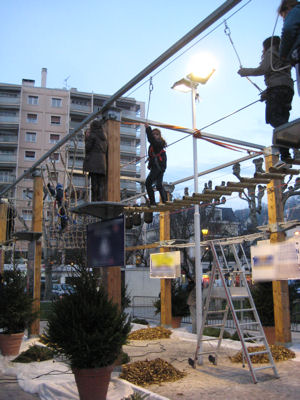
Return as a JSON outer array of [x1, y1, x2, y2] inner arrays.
[[130, 295, 300, 332]]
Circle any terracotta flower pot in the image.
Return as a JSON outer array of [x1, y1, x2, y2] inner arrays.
[[171, 316, 182, 328], [0, 332, 24, 356], [73, 365, 114, 400]]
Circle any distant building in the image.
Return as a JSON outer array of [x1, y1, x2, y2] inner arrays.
[[0, 68, 145, 252]]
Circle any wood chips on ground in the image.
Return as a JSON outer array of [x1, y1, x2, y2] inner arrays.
[[120, 357, 186, 386], [128, 326, 172, 340], [230, 344, 296, 363]]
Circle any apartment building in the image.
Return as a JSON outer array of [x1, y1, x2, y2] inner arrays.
[[0, 69, 145, 243]]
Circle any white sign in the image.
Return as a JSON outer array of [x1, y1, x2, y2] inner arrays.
[[251, 240, 300, 281], [150, 251, 181, 279]]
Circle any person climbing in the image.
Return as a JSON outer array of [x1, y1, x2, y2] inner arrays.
[[83, 119, 108, 202], [46, 182, 68, 232], [145, 123, 168, 206], [278, 0, 300, 93], [237, 36, 294, 163]]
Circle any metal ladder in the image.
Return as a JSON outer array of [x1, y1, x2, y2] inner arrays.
[[190, 239, 279, 384]]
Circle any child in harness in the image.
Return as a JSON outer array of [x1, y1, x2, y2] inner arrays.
[[145, 123, 167, 206]]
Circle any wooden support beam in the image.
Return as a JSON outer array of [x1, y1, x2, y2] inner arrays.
[[30, 171, 43, 336], [160, 197, 172, 327], [126, 242, 160, 251], [254, 172, 286, 180], [0, 202, 8, 274], [265, 153, 291, 344], [203, 189, 232, 196], [240, 177, 271, 184], [215, 185, 244, 193], [227, 181, 257, 188], [103, 109, 121, 309], [269, 166, 299, 175]]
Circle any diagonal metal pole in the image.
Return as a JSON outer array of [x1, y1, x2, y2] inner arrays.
[[0, 0, 242, 198]]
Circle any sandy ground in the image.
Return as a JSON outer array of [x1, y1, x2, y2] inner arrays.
[[122, 331, 300, 400]]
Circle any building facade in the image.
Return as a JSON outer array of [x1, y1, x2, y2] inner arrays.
[[0, 69, 145, 249]]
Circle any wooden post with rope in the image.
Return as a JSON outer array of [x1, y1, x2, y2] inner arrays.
[[0, 201, 8, 274], [265, 148, 291, 344], [30, 170, 43, 335], [159, 193, 172, 327], [102, 108, 122, 309]]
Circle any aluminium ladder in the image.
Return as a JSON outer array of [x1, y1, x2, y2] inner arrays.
[[190, 239, 279, 384]]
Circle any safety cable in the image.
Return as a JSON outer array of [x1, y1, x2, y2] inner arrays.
[[126, 0, 253, 99], [146, 77, 154, 121], [224, 21, 263, 92]]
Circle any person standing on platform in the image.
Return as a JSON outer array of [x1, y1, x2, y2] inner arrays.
[[83, 120, 108, 202], [237, 36, 294, 163], [278, 0, 300, 93], [145, 123, 167, 206]]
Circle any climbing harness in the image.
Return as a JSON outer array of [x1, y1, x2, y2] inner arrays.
[[224, 21, 262, 93]]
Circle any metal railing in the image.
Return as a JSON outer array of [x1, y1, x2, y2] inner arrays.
[[130, 295, 300, 332]]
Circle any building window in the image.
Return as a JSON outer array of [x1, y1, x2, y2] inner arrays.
[[22, 189, 33, 200], [22, 209, 32, 221], [51, 98, 62, 107], [27, 113, 37, 123], [0, 170, 13, 183], [50, 171, 58, 181], [50, 152, 59, 162], [25, 132, 36, 143], [24, 150, 36, 161], [51, 115, 61, 125], [27, 95, 38, 105], [50, 134, 60, 144]]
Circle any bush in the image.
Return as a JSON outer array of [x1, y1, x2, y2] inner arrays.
[[154, 280, 190, 317], [0, 269, 37, 334], [41, 267, 131, 369]]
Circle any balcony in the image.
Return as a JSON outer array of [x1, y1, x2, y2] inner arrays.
[[120, 144, 137, 156], [0, 175, 16, 184], [0, 154, 17, 164], [120, 164, 140, 175], [68, 160, 83, 169], [68, 140, 85, 150], [0, 135, 18, 143], [120, 126, 140, 138], [0, 116, 19, 124], [0, 96, 20, 105], [70, 103, 91, 113]]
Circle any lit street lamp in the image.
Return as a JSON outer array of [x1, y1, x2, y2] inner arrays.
[[172, 64, 215, 361]]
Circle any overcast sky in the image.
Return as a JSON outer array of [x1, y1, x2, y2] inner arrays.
[[1, 0, 299, 209]]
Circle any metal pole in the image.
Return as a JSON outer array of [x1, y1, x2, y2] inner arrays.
[[122, 115, 265, 151], [191, 87, 203, 362], [0, 0, 242, 198]]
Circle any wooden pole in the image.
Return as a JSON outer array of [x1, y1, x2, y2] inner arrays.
[[0, 202, 8, 274], [159, 197, 172, 327], [30, 170, 43, 335], [102, 109, 121, 308], [265, 149, 291, 344]]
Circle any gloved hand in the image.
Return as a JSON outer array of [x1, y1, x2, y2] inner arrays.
[[237, 68, 247, 77]]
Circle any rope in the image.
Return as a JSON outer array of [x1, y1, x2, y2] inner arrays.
[[146, 77, 154, 120], [224, 21, 262, 93], [270, 14, 291, 72]]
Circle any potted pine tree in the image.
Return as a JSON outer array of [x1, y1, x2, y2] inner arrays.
[[251, 282, 275, 344], [154, 280, 190, 328], [41, 267, 131, 400], [0, 268, 36, 356]]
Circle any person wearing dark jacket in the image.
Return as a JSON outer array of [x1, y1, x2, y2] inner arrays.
[[83, 120, 107, 202], [278, 0, 300, 94], [145, 123, 167, 206], [238, 36, 294, 162]]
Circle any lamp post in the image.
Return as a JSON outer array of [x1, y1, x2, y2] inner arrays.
[[172, 68, 215, 359]]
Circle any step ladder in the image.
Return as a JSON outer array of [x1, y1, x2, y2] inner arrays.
[[190, 239, 279, 384]]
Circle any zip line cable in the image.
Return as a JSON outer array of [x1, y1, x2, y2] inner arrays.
[[126, 0, 253, 99], [224, 21, 263, 92], [270, 13, 291, 72], [120, 97, 262, 170]]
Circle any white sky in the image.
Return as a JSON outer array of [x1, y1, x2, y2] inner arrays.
[[1, 0, 299, 209]]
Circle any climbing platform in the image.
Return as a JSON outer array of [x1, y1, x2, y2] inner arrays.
[[273, 118, 300, 149], [13, 231, 42, 241], [70, 201, 125, 219]]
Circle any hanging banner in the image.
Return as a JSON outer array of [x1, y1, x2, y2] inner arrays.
[[150, 251, 181, 278], [251, 239, 300, 281]]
